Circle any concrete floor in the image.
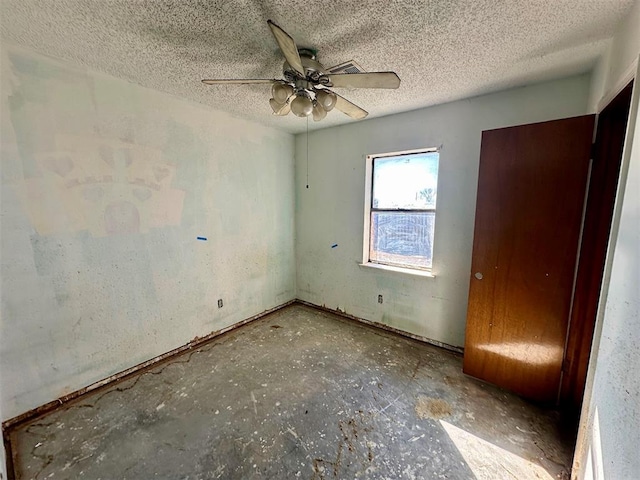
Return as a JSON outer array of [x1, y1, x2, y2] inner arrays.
[[9, 304, 573, 479]]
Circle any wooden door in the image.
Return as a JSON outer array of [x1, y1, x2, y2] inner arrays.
[[463, 115, 595, 403]]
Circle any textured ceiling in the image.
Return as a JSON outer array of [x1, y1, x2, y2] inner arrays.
[[1, 0, 635, 134]]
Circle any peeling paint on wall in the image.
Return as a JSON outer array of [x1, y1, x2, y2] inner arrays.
[[0, 46, 296, 421], [16, 135, 185, 236], [4, 49, 187, 237]]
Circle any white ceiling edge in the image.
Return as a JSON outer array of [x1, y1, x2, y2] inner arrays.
[[0, 39, 602, 140]]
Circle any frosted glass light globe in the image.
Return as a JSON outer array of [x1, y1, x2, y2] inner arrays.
[[269, 98, 290, 116], [312, 102, 327, 121], [271, 83, 293, 104], [316, 90, 337, 112], [291, 95, 313, 117]]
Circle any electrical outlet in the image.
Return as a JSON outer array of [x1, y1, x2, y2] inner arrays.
[[217, 299, 223, 308], [378, 294, 383, 304]]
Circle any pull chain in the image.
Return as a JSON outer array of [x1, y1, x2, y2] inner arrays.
[[306, 116, 309, 189]]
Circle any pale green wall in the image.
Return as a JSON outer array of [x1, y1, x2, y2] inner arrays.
[[294, 74, 591, 349], [0, 46, 296, 421]]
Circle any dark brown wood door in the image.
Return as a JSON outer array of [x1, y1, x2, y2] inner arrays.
[[463, 115, 595, 403]]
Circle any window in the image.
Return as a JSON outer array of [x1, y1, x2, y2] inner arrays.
[[363, 149, 439, 272]]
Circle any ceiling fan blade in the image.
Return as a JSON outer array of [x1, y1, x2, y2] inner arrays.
[[333, 92, 368, 119], [201, 79, 277, 85], [328, 72, 401, 89], [267, 20, 305, 76]]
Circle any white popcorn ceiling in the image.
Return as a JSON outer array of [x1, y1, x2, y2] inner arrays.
[[1, 0, 634, 134]]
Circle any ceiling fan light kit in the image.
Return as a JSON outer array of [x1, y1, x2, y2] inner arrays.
[[201, 20, 401, 122]]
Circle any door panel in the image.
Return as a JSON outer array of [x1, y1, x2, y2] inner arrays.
[[463, 115, 595, 403]]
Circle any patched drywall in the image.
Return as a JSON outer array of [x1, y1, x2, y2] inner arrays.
[[294, 74, 591, 348], [0, 46, 295, 420]]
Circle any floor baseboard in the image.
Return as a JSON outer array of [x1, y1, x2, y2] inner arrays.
[[2, 300, 295, 433], [294, 299, 464, 354], [2, 297, 463, 479]]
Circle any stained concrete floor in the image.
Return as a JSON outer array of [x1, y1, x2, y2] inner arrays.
[[9, 304, 573, 479]]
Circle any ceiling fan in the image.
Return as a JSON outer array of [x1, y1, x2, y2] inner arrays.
[[201, 20, 401, 121]]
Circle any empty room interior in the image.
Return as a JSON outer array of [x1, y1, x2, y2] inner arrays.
[[1, 1, 639, 479]]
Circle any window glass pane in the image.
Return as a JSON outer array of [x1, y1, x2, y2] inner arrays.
[[370, 211, 435, 269], [372, 152, 439, 209]]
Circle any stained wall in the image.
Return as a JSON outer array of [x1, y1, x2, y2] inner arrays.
[[0, 46, 296, 421]]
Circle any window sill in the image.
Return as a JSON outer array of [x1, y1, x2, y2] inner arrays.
[[358, 262, 436, 278]]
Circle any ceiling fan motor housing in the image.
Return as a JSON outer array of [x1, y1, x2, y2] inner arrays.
[[283, 54, 331, 86]]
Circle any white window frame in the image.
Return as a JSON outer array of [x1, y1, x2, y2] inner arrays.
[[361, 147, 439, 277]]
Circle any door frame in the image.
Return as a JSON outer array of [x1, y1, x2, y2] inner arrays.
[[573, 57, 640, 477], [560, 80, 634, 414]]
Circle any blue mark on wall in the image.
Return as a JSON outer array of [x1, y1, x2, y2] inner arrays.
[[197, 236, 207, 241]]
